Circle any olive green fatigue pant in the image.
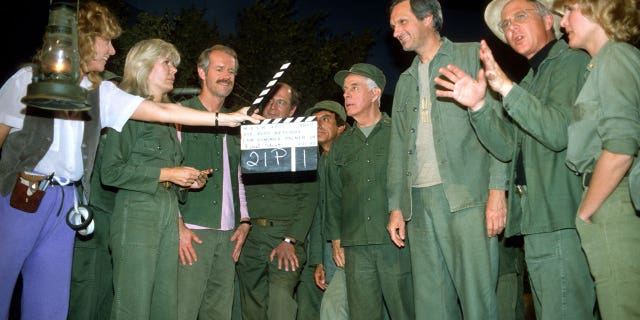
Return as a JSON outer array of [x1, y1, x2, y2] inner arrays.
[[496, 235, 525, 320], [68, 208, 113, 320], [576, 178, 640, 320], [319, 242, 349, 320], [232, 273, 242, 320], [515, 185, 597, 320], [410, 185, 499, 320], [320, 267, 349, 320], [295, 261, 323, 320], [236, 225, 305, 320], [343, 242, 413, 320], [178, 229, 235, 320], [524, 230, 596, 320], [110, 188, 179, 320]]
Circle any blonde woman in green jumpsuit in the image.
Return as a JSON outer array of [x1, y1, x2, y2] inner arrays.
[[101, 39, 211, 320]]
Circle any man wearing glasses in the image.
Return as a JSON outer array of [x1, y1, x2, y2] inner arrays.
[[435, 0, 597, 318], [237, 82, 318, 320]]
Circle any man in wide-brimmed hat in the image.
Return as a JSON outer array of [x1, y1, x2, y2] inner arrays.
[[435, 0, 598, 319]]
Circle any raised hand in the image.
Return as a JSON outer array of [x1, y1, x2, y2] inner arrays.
[[435, 64, 488, 111], [479, 39, 513, 97]]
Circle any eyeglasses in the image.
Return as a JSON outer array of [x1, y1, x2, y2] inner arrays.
[[498, 9, 539, 33]]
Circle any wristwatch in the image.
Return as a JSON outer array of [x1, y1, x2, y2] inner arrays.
[[283, 237, 296, 245]]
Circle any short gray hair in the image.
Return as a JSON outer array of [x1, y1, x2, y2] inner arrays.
[[365, 78, 382, 105]]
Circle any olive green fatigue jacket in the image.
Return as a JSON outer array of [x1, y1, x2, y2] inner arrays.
[[387, 38, 509, 220], [565, 40, 640, 208], [470, 40, 590, 236], [308, 152, 329, 266], [101, 119, 184, 198], [178, 97, 243, 229], [87, 132, 117, 213], [243, 171, 318, 243], [325, 114, 393, 246]]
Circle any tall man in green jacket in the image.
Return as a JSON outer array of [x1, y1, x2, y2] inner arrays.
[[176, 45, 252, 320], [237, 82, 318, 320], [326, 63, 414, 320], [387, 1, 509, 319], [434, 0, 597, 319]]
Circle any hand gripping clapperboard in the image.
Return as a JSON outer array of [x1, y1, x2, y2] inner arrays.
[[240, 62, 318, 174]]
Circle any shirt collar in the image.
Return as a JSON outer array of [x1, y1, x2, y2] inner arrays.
[[529, 39, 557, 74]]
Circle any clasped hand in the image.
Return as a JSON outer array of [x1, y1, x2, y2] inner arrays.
[[162, 166, 212, 188]]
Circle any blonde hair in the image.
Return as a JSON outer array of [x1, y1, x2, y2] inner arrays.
[[77, 1, 122, 88], [119, 39, 181, 103], [553, 0, 640, 43]]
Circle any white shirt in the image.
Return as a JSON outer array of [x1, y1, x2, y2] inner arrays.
[[0, 66, 143, 180]]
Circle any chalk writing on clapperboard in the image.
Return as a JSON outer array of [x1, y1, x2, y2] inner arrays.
[[241, 117, 317, 173]]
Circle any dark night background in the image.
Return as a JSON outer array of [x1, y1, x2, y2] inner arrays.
[[2, 0, 527, 96], [3, 1, 531, 318]]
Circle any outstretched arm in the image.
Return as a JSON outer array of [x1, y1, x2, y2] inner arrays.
[[131, 103, 263, 127]]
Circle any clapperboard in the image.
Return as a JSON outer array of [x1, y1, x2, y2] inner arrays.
[[240, 61, 318, 173], [241, 116, 317, 173]]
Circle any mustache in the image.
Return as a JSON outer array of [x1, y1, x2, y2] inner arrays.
[[216, 79, 233, 85]]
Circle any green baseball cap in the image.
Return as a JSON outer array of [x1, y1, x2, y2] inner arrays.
[[334, 63, 386, 92], [304, 100, 346, 122]]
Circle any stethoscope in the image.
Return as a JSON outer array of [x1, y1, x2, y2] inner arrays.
[[64, 182, 94, 236]]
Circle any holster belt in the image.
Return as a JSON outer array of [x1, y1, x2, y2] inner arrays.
[[250, 218, 290, 227]]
